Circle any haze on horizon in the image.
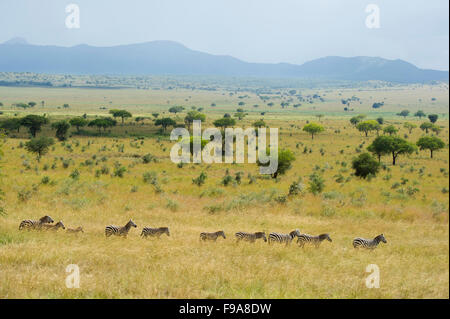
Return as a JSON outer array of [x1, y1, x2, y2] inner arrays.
[[0, 0, 448, 71]]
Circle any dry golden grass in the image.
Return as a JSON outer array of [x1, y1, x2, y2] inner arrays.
[[0, 85, 448, 298]]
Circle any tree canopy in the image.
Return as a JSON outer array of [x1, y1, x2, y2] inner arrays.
[[352, 153, 380, 179], [69, 117, 88, 132], [357, 120, 380, 137], [25, 136, 55, 160], [416, 136, 445, 158], [109, 109, 132, 124], [368, 136, 416, 165], [20, 115, 49, 137], [303, 123, 324, 139], [155, 117, 177, 132]]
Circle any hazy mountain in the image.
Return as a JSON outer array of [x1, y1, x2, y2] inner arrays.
[[0, 39, 447, 83]]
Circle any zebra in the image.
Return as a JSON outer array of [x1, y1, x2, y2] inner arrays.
[[235, 231, 267, 243], [268, 229, 301, 245], [353, 234, 387, 249], [200, 231, 226, 241], [19, 215, 54, 230], [297, 233, 332, 248], [42, 221, 65, 231], [141, 227, 170, 238], [66, 226, 84, 234], [105, 219, 137, 238]]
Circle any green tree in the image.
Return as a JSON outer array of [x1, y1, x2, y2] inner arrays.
[[0, 118, 22, 133], [152, 113, 160, 119], [25, 137, 54, 161], [155, 117, 177, 132], [368, 136, 416, 165], [168, 106, 185, 114], [69, 117, 88, 132], [20, 115, 49, 137], [416, 136, 445, 158], [184, 111, 206, 130], [383, 125, 398, 136], [109, 109, 132, 124], [357, 120, 380, 137], [397, 110, 410, 118], [28, 101, 37, 108], [258, 148, 296, 179], [403, 122, 417, 134], [376, 117, 384, 125], [420, 122, 433, 134], [303, 123, 324, 140], [51, 120, 71, 141], [88, 118, 117, 132], [352, 153, 380, 179], [252, 120, 266, 128], [308, 172, 325, 195], [234, 112, 247, 120], [428, 114, 438, 123], [213, 118, 236, 129], [414, 110, 426, 118]]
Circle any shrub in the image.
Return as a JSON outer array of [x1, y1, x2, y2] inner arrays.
[[352, 153, 380, 179]]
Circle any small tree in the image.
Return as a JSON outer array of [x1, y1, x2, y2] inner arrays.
[[168, 106, 185, 114], [152, 113, 160, 119], [397, 110, 410, 118], [20, 115, 49, 137], [352, 153, 380, 179], [257, 148, 295, 179], [417, 136, 445, 158], [428, 114, 438, 123], [308, 172, 325, 195], [403, 122, 417, 134], [213, 118, 236, 129], [0, 118, 22, 133], [414, 110, 426, 118], [25, 137, 54, 161], [51, 120, 71, 141], [109, 109, 132, 124], [88, 118, 117, 132], [420, 122, 433, 134], [155, 117, 176, 132], [303, 123, 324, 140], [69, 117, 88, 132], [376, 117, 384, 125], [184, 111, 206, 130], [357, 120, 380, 137], [383, 125, 398, 136], [252, 120, 266, 128], [431, 125, 442, 135]]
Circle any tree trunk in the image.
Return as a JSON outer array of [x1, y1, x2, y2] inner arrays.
[[430, 150, 433, 158], [392, 153, 396, 165]]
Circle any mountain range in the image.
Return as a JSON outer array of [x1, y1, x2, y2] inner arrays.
[[0, 38, 448, 83]]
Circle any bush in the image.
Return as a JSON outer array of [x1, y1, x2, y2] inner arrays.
[[308, 173, 325, 195], [192, 172, 207, 186], [352, 153, 380, 179]]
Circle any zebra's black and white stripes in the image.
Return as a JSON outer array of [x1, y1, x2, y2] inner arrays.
[[297, 233, 332, 248], [200, 231, 226, 241], [141, 227, 170, 238], [19, 215, 54, 230], [268, 229, 301, 245], [235, 231, 267, 243], [105, 219, 137, 238], [353, 234, 387, 249]]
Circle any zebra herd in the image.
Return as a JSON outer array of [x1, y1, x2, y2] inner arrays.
[[18, 216, 388, 250]]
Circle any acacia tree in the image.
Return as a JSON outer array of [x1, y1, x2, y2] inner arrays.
[[109, 109, 132, 124], [403, 122, 417, 134], [69, 117, 88, 132], [357, 120, 380, 137], [20, 115, 49, 137], [428, 114, 438, 123], [0, 118, 22, 133], [303, 123, 324, 140], [169, 106, 185, 114], [184, 111, 206, 130], [368, 136, 416, 165], [383, 125, 398, 136], [25, 137, 54, 161], [416, 136, 445, 158], [155, 117, 176, 132], [88, 118, 117, 132], [51, 120, 71, 141], [257, 148, 296, 179], [213, 118, 236, 129], [397, 110, 410, 118], [420, 122, 433, 134], [414, 110, 426, 118]]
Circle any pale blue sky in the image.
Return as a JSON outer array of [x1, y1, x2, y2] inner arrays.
[[0, 0, 448, 70]]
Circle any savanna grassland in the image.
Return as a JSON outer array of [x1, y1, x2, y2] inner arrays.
[[0, 80, 448, 298]]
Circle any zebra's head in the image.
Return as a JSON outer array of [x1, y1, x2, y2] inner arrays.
[[40, 215, 54, 224], [320, 234, 332, 242], [290, 229, 301, 238], [77, 226, 84, 233], [256, 232, 267, 242], [163, 227, 170, 236], [56, 221, 65, 229], [128, 219, 137, 228], [377, 234, 387, 243], [218, 231, 226, 239]]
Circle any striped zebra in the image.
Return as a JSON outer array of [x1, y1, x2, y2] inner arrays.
[[66, 226, 84, 234], [200, 231, 226, 241], [141, 227, 170, 238], [19, 215, 54, 230], [268, 229, 301, 245], [297, 233, 332, 248], [353, 234, 387, 249], [42, 221, 65, 231], [235, 231, 267, 243], [105, 219, 137, 238]]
